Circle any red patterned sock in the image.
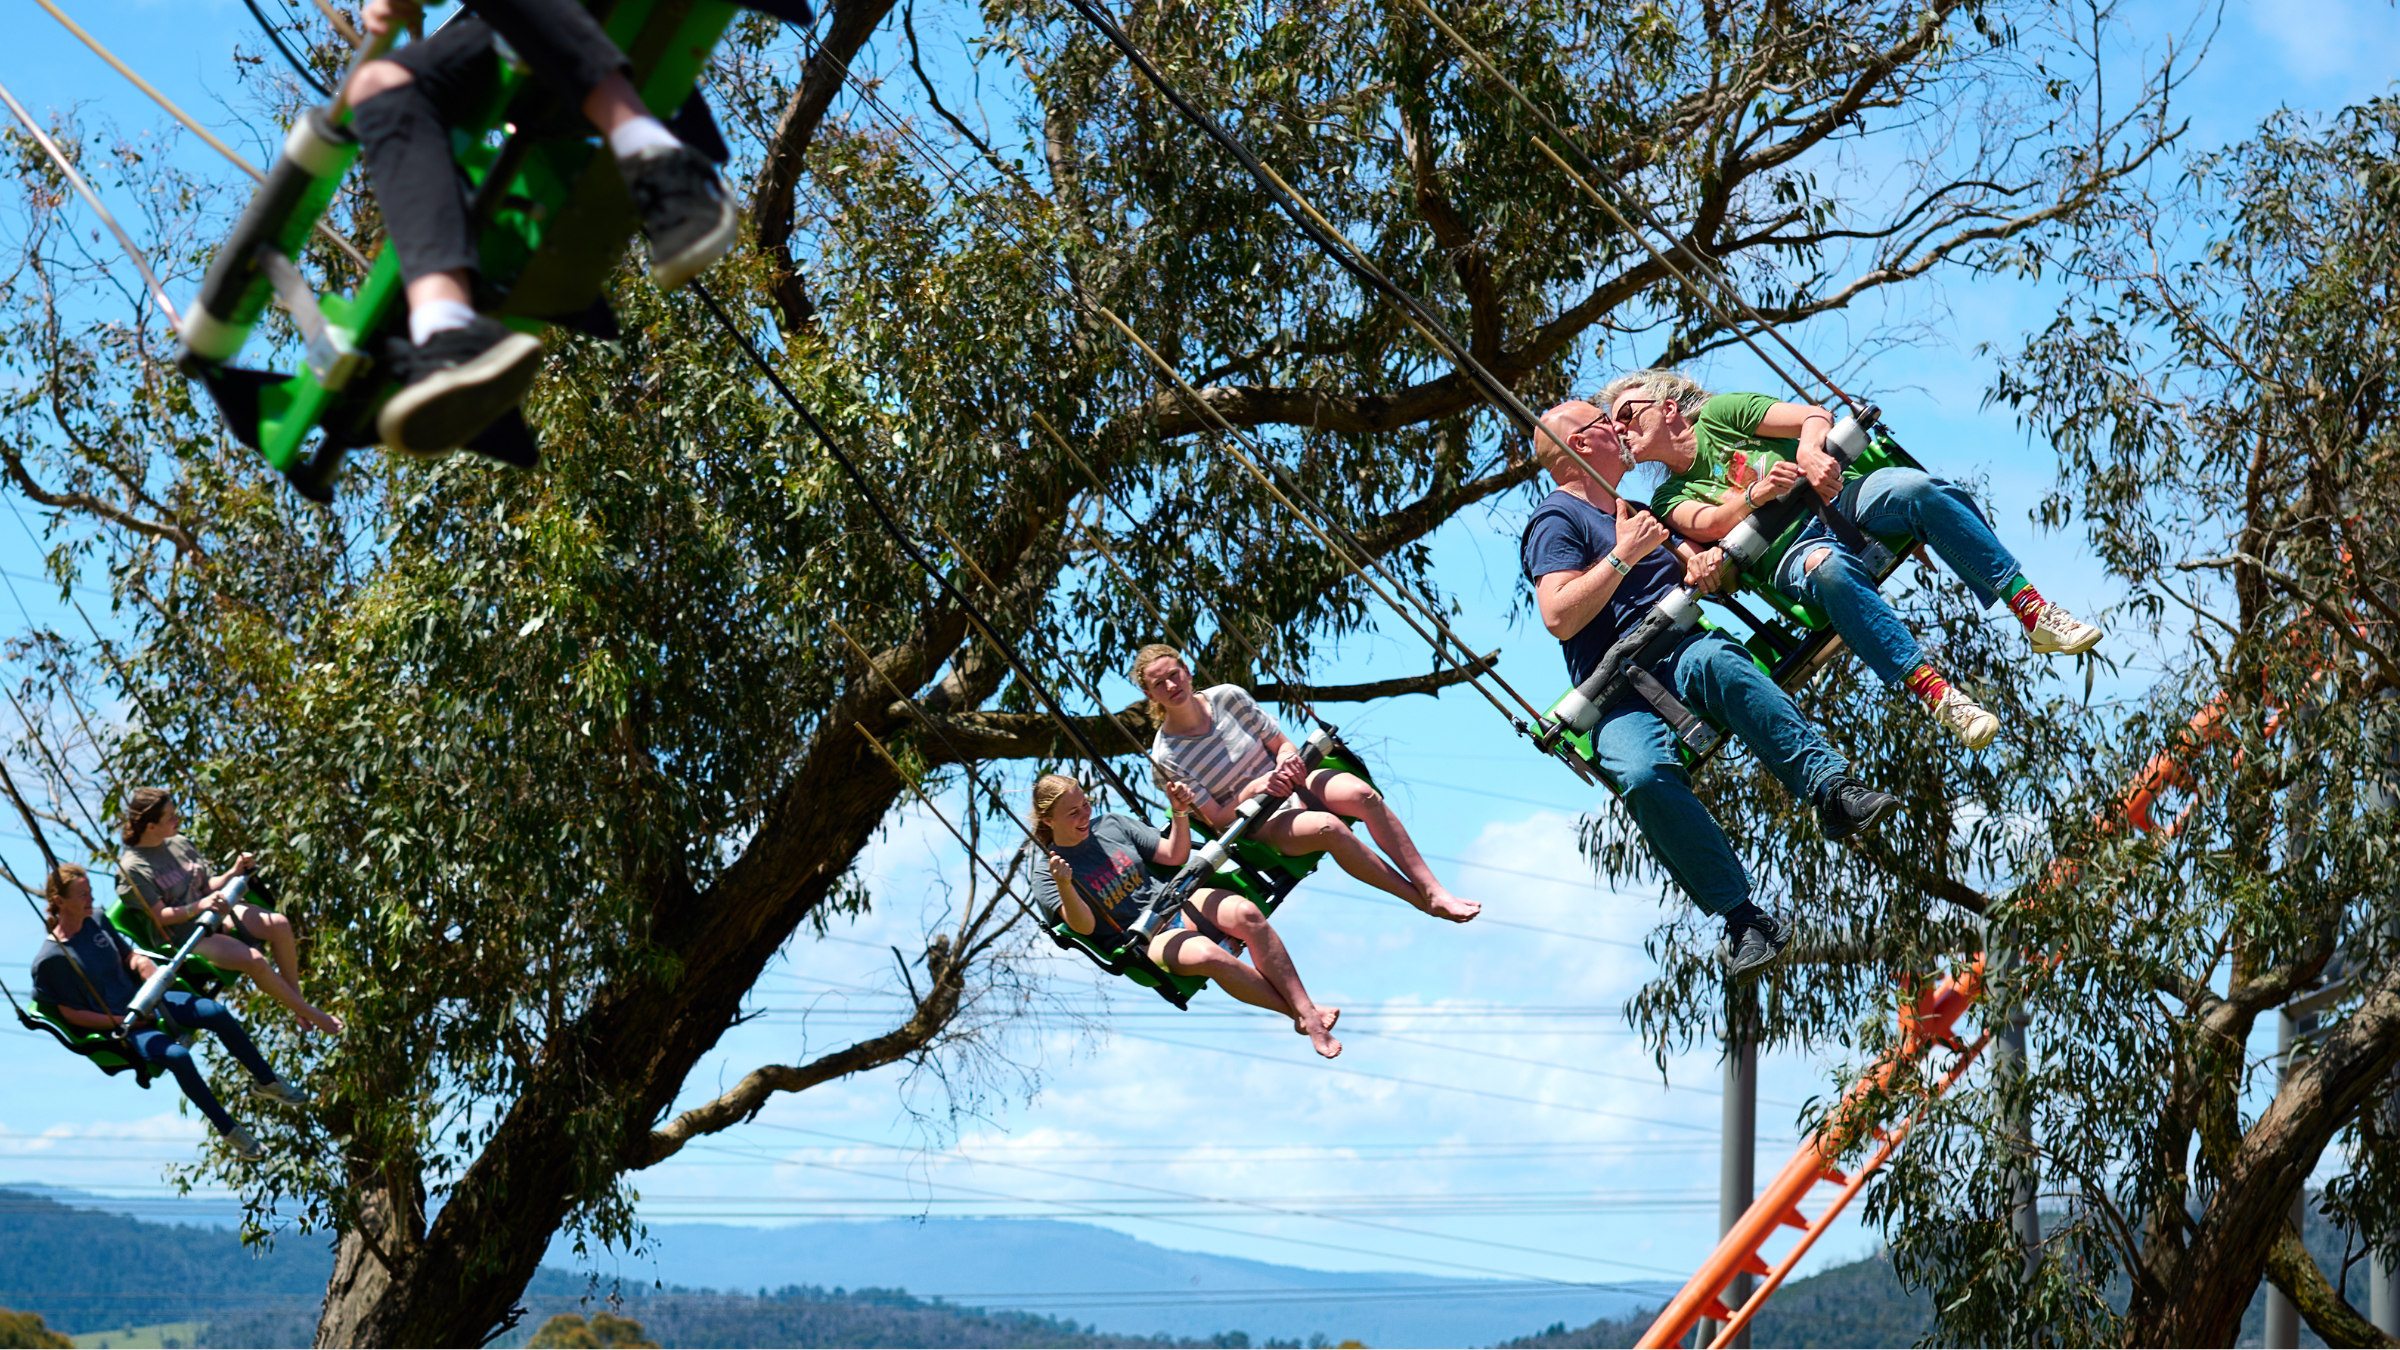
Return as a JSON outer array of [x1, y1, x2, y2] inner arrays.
[[2005, 581, 2048, 631], [1903, 662, 1952, 708]]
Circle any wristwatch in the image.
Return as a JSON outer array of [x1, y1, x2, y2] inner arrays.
[[1605, 554, 1633, 577]]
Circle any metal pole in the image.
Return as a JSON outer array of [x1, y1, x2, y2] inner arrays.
[[1705, 993, 1760, 1349], [2264, 1008, 2300, 1349], [2377, 1067, 2400, 1336], [1987, 941, 2042, 1282]]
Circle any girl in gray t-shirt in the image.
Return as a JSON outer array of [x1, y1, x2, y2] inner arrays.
[[117, 787, 343, 1037], [1031, 774, 1340, 1059]]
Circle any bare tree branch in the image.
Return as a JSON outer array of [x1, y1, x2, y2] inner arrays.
[[640, 934, 966, 1168]]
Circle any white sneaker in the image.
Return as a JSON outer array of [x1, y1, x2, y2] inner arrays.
[[1929, 687, 1999, 750], [221, 1123, 267, 1162], [2028, 602, 2103, 656], [249, 1076, 310, 1107]]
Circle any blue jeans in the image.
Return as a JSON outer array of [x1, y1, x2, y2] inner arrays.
[[1771, 467, 2022, 688], [1592, 631, 1847, 917], [127, 991, 277, 1134]]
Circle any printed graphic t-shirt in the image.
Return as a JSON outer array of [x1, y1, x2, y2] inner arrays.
[[1518, 488, 1686, 686], [32, 917, 139, 1016], [1650, 391, 1864, 576], [1149, 685, 1285, 813], [1029, 813, 1167, 929], [118, 836, 213, 947]]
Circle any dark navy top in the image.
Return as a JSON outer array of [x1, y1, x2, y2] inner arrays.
[[31, 917, 138, 1015], [1519, 489, 1686, 685]]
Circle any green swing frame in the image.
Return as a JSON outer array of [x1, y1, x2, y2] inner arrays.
[[177, 0, 806, 500], [1538, 422, 1928, 782], [1046, 744, 1375, 1007]]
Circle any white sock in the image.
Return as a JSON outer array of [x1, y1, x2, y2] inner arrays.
[[409, 298, 477, 346], [606, 116, 681, 161]]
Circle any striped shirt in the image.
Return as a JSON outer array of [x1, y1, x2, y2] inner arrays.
[[1150, 684, 1285, 811]]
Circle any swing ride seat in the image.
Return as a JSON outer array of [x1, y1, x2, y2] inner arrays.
[[18, 994, 191, 1088], [98, 887, 269, 999], [1534, 425, 1929, 785], [1045, 744, 1376, 1005], [1716, 426, 1926, 688], [174, 0, 809, 503]]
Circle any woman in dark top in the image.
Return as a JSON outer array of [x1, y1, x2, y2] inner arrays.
[[1032, 774, 1340, 1058], [31, 863, 308, 1161]]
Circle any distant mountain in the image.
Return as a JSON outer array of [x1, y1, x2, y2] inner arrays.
[[547, 1217, 1673, 1347], [0, 1187, 1666, 1347]]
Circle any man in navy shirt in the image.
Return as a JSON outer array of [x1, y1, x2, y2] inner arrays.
[[32, 863, 305, 1160], [1520, 399, 1899, 975]]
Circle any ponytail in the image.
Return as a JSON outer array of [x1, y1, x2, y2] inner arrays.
[[42, 862, 87, 928], [1030, 773, 1080, 847]]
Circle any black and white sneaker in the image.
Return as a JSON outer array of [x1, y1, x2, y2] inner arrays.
[[623, 144, 738, 288], [376, 317, 545, 458], [1816, 774, 1901, 843], [1720, 903, 1791, 979]]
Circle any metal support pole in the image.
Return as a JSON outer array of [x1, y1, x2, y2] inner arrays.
[[1702, 993, 1760, 1349], [1989, 941, 2041, 1282], [2377, 1071, 2400, 1337], [2264, 1008, 2301, 1349]]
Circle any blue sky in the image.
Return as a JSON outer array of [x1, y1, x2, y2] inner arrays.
[[2, 0, 2398, 1331]]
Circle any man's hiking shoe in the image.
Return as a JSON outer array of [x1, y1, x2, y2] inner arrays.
[[624, 144, 738, 288], [221, 1123, 267, 1162], [1817, 775, 1900, 842], [1720, 904, 1791, 979], [1929, 687, 2000, 750], [249, 1076, 310, 1107], [376, 317, 544, 457], [2028, 602, 2104, 656]]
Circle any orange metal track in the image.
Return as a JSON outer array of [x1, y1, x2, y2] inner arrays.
[[1637, 699, 2233, 1349]]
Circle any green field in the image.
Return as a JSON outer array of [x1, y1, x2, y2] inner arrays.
[[69, 1322, 203, 1349]]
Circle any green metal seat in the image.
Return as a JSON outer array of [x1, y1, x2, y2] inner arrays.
[[176, 0, 808, 500], [1538, 424, 1927, 784], [104, 893, 235, 998], [1047, 745, 1373, 1006]]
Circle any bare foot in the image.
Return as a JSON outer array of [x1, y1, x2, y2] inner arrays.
[[1424, 892, 1480, 923], [1294, 1005, 1342, 1037], [1307, 1009, 1341, 1059]]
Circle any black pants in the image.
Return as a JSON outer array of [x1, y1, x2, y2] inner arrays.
[[352, 0, 631, 284]]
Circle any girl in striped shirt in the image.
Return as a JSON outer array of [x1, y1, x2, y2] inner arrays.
[[1132, 644, 1479, 924]]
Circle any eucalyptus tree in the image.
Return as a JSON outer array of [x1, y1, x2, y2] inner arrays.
[[0, 0, 2179, 1342], [1612, 97, 2400, 1347]]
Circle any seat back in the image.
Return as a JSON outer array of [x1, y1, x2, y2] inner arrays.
[[1045, 740, 1375, 1001], [103, 894, 232, 997], [25, 998, 151, 1084]]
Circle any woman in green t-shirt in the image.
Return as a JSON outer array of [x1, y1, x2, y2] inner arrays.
[[1603, 368, 2102, 750]]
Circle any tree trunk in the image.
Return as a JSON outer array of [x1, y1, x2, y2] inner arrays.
[[2126, 976, 2400, 1346], [313, 728, 911, 1346]]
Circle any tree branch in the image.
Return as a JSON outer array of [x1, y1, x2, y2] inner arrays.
[[640, 935, 965, 1168], [914, 655, 1500, 767], [2265, 1214, 2400, 1349], [752, 0, 903, 333]]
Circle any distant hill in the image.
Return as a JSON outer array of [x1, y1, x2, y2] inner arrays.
[[1498, 1202, 2388, 1349], [544, 1217, 1671, 1346], [0, 1188, 1664, 1348]]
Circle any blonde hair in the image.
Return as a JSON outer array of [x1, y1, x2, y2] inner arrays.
[[43, 862, 87, 927], [1128, 643, 1188, 715], [1030, 773, 1080, 847], [1597, 368, 1711, 418]]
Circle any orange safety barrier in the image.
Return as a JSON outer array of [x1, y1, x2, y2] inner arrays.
[[1635, 961, 1988, 1349], [1639, 694, 2238, 1349]]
